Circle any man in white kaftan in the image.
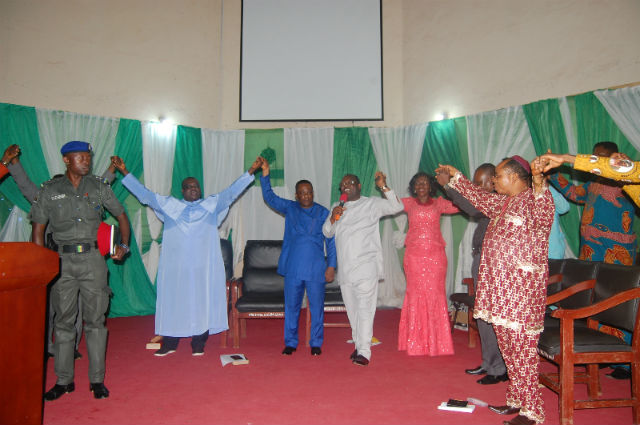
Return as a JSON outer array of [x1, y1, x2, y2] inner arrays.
[[322, 172, 403, 365], [116, 157, 262, 355]]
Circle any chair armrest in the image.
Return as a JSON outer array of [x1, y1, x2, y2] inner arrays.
[[546, 279, 596, 305], [551, 287, 640, 320], [547, 273, 562, 286], [462, 278, 475, 295], [231, 279, 243, 305]]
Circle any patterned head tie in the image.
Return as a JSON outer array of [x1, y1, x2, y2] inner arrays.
[[61, 141, 92, 155]]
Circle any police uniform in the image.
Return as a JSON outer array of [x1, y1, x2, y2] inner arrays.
[[30, 167, 124, 387]]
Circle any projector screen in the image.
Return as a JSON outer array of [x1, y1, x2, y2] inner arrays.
[[240, 0, 383, 121]]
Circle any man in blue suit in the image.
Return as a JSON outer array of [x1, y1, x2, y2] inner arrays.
[[259, 158, 336, 355]]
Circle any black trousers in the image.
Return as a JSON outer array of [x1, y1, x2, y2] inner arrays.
[[162, 330, 209, 351]]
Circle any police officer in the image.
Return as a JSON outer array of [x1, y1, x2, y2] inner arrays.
[[30, 141, 130, 401]]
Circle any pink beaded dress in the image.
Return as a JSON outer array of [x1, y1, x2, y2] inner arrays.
[[398, 196, 459, 356]]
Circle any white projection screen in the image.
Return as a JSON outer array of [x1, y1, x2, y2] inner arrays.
[[240, 0, 383, 121]]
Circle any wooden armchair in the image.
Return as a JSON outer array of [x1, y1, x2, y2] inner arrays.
[[304, 278, 350, 347], [449, 278, 478, 347], [230, 240, 285, 348], [538, 262, 640, 425]]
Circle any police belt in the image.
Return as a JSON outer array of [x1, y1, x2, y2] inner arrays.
[[61, 242, 99, 254]]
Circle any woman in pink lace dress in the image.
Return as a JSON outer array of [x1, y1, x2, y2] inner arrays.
[[398, 172, 459, 356]]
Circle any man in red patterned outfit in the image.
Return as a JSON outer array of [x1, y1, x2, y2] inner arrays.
[[437, 156, 554, 425]]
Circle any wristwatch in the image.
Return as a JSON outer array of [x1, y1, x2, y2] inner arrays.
[[0, 160, 8, 167], [379, 185, 389, 190], [119, 243, 130, 254]]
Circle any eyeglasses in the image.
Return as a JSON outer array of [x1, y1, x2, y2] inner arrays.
[[339, 180, 357, 190]]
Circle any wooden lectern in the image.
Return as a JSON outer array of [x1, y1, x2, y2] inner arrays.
[[0, 242, 59, 425]]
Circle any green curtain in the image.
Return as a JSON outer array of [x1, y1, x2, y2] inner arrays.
[[0, 103, 50, 212], [420, 118, 469, 177], [523, 98, 581, 255], [106, 118, 156, 318], [171, 125, 204, 198], [574, 92, 638, 159], [331, 127, 378, 204], [419, 117, 470, 280], [244, 128, 284, 187]]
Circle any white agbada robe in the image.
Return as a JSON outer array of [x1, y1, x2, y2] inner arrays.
[[122, 172, 254, 337], [322, 191, 403, 359]]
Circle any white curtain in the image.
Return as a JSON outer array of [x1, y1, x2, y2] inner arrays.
[[594, 87, 640, 152], [284, 127, 334, 210], [368, 123, 426, 307], [36, 109, 119, 177], [140, 121, 177, 282], [201, 129, 246, 271], [0, 208, 31, 242], [456, 106, 536, 293]]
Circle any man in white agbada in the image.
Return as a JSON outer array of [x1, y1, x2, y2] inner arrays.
[[323, 172, 403, 365], [116, 157, 263, 356]]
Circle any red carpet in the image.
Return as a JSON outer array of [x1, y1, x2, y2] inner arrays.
[[43, 309, 632, 424]]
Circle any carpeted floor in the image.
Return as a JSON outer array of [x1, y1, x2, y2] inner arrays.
[[43, 309, 632, 424]]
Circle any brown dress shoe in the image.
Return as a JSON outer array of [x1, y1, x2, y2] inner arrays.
[[503, 414, 535, 425], [488, 405, 520, 415]]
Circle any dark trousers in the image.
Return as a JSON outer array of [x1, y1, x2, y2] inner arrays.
[[162, 330, 209, 351]]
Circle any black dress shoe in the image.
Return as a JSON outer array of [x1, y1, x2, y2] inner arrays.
[[44, 383, 75, 401], [352, 354, 369, 366], [488, 405, 520, 415], [465, 366, 486, 375], [74, 350, 82, 359], [503, 414, 535, 425], [90, 382, 109, 399], [282, 346, 296, 355], [477, 372, 509, 385], [311, 347, 322, 356], [350, 349, 357, 360]]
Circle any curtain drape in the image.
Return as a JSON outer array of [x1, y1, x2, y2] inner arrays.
[[171, 125, 204, 199], [202, 128, 245, 269], [369, 123, 426, 307], [284, 127, 334, 210], [594, 87, 640, 155], [0, 103, 49, 241], [140, 121, 177, 282], [331, 127, 378, 202], [522, 98, 580, 256], [107, 118, 156, 317]]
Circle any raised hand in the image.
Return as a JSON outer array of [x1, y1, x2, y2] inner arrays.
[[374, 171, 387, 189], [260, 156, 270, 176], [2, 144, 21, 165], [110, 156, 128, 175], [248, 156, 263, 175], [435, 164, 459, 178]]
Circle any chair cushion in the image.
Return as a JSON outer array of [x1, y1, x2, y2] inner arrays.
[[235, 293, 285, 312], [537, 326, 631, 359]]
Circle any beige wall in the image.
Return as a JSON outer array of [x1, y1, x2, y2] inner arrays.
[[1, 0, 639, 130], [403, 0, 640, 124]]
